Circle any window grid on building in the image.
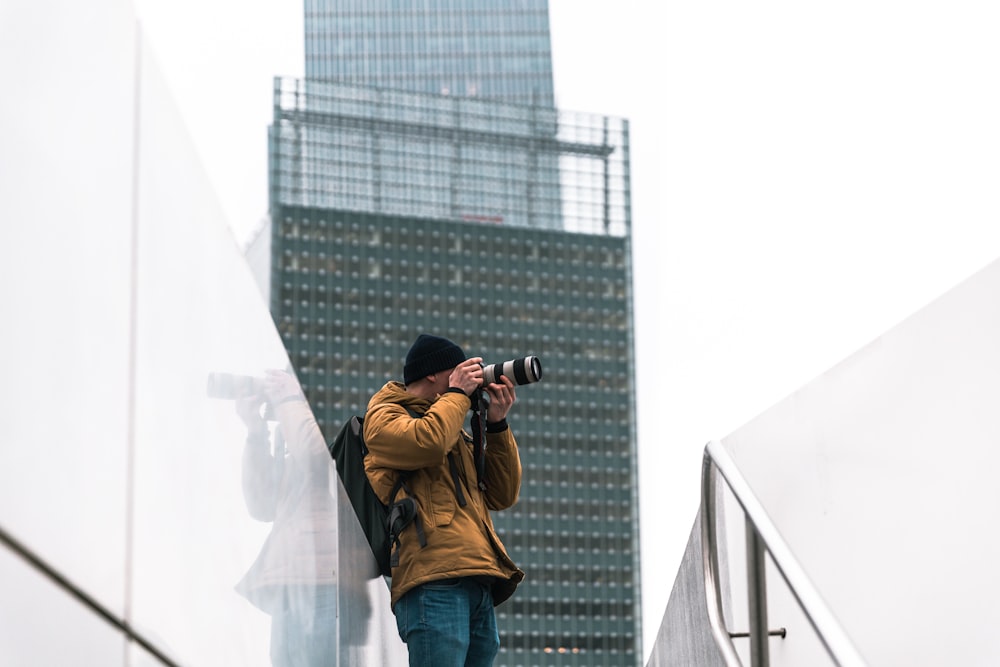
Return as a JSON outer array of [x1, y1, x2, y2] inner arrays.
[[270, 208, 640, 665], [303, 0, 554, 106], [275, 3, 640, 656], [270, 77, 630, 237]]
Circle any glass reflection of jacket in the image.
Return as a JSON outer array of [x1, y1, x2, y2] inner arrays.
[[235, 400, 337, 614], [363, 381, 525, 609]]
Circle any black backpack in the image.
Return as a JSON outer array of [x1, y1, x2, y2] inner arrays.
[[328, 414, 426, 577]]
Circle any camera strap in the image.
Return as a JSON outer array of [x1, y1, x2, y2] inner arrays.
[[470, 390, 488, 491]]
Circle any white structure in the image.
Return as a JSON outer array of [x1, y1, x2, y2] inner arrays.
[[0, 1, 407, 664], [649, 258, 1000, 665]]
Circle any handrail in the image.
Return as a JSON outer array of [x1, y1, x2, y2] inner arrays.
[[0, 524, 182, 667], [701, 440, 867, 666]]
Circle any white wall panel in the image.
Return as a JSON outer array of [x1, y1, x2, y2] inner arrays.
[[723, 258, 1000, 665], [0, 0, 409, 664], [0, 0, 137, 618]]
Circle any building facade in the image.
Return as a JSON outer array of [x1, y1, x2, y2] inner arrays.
[[304, 0, 555, 106], [269, 77, 640, 665], [272, 2, 642, 663], [300, 0, 564, 228]]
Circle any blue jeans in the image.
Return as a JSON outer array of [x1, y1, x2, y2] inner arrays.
[[394, 577, 499, 667], [269, 584, 337, 667]]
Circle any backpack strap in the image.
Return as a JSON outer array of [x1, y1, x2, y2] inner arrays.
[[383, 403, 476, 568], [402, 404, 468, 505], [387, 475, 426, 568]]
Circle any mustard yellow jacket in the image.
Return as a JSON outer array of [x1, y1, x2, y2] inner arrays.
[[363, 381, 524, 608]]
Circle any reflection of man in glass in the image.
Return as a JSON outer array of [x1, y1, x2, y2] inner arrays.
[[233, 370, 337, 666]]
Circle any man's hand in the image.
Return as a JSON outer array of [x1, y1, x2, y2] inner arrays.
[[262, 369, 303, 405], [485, 374, 517, 423], [235, 369, 302, 437], [448, 357, 484, 395]]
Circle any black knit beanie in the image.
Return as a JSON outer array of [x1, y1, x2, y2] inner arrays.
[[403, 334, 466, 385]]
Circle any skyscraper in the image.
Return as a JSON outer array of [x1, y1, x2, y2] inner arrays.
[[304, 0, 555, 105], [269, 3, 641, 664], [301, 0, 563, 232]]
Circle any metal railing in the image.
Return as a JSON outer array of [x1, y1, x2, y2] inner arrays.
[[0, 524, 181, 667], [701, 440, 867, 666]]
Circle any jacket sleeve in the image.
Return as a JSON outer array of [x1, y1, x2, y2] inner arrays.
[[364, 392, 471, 470], [273, 399, 327, 464], [483, 427, 522, 510], [241, 429, 281, 522], [241, 400, 326, 521]]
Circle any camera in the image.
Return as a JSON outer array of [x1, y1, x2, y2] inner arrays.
[[482, 356, 542, 386], [206, 372, 266, 399]]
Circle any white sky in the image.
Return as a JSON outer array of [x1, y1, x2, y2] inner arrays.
[[133, 0, 1000, 661]]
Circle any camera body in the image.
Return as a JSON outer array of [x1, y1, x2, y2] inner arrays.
[[481, 356, 542, 386]]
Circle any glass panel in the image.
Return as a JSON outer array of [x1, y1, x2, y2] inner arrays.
[[128, 37, 291, 666], [0, 546, 126, 666], [2, 1, 428, 664], [0, 0, 137, 617], [131, 641, 175, 667], [334, 478, 408, 664]]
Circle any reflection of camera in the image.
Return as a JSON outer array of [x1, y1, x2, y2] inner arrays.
[[482, 356, 543, 386], [206, 372, 266, 399]]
